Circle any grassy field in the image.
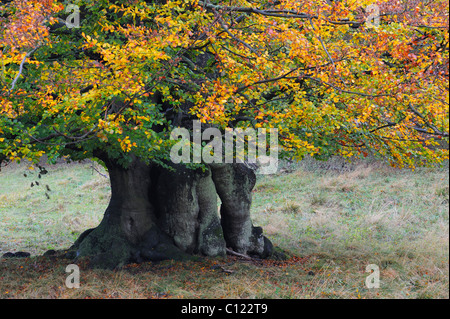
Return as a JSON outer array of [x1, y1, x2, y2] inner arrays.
[[0, 158, 448, 299]]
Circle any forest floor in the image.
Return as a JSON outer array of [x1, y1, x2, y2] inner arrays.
[[0, 157, 448, 299]]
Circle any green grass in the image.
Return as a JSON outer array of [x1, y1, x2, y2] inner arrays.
[[0, 158, 448, 299], [0, 160, 109, 255]]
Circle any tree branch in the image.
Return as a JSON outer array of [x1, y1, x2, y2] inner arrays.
[[307, 76, 392, 98], [214, 10, 258, 55], [199, 1, 313, 20], [408, 104, 449, 137], [309, 18, 346, 85], [9, 45, 40, 93]]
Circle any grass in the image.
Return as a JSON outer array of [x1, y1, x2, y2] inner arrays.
[[0, 158, 448, 299], [0, 160, 109, 255]]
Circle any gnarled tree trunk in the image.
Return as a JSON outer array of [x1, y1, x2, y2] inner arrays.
[[68, 157, 273, 269]]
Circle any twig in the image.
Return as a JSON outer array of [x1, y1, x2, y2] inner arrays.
[[90, 161, 108, 178]]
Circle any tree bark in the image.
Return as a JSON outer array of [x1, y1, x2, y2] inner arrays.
[[210, 163, 273, 258], [68, 158, 273, 269]]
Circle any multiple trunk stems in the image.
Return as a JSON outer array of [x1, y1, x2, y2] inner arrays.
[[68, 158, 273, 269]]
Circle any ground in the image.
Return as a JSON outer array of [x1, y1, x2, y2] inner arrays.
[[0, 157, 448, 299]]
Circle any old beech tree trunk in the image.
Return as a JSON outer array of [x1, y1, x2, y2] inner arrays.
[[68, 156, 273, 268]]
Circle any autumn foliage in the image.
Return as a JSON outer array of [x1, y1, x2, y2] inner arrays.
[[0, 0, 448, 169]]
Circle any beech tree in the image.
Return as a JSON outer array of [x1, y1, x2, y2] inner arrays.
[[0, 0, 448, 268]]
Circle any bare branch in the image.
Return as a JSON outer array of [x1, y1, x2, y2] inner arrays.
[[408, 104, 449, 137], [9, 45, 40, 93], [309, 18, 346, 85], [199, 1, 313, 19], [226, 248, 261, 261]]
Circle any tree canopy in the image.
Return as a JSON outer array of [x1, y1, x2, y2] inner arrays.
[[1, 0, 449, 169]]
